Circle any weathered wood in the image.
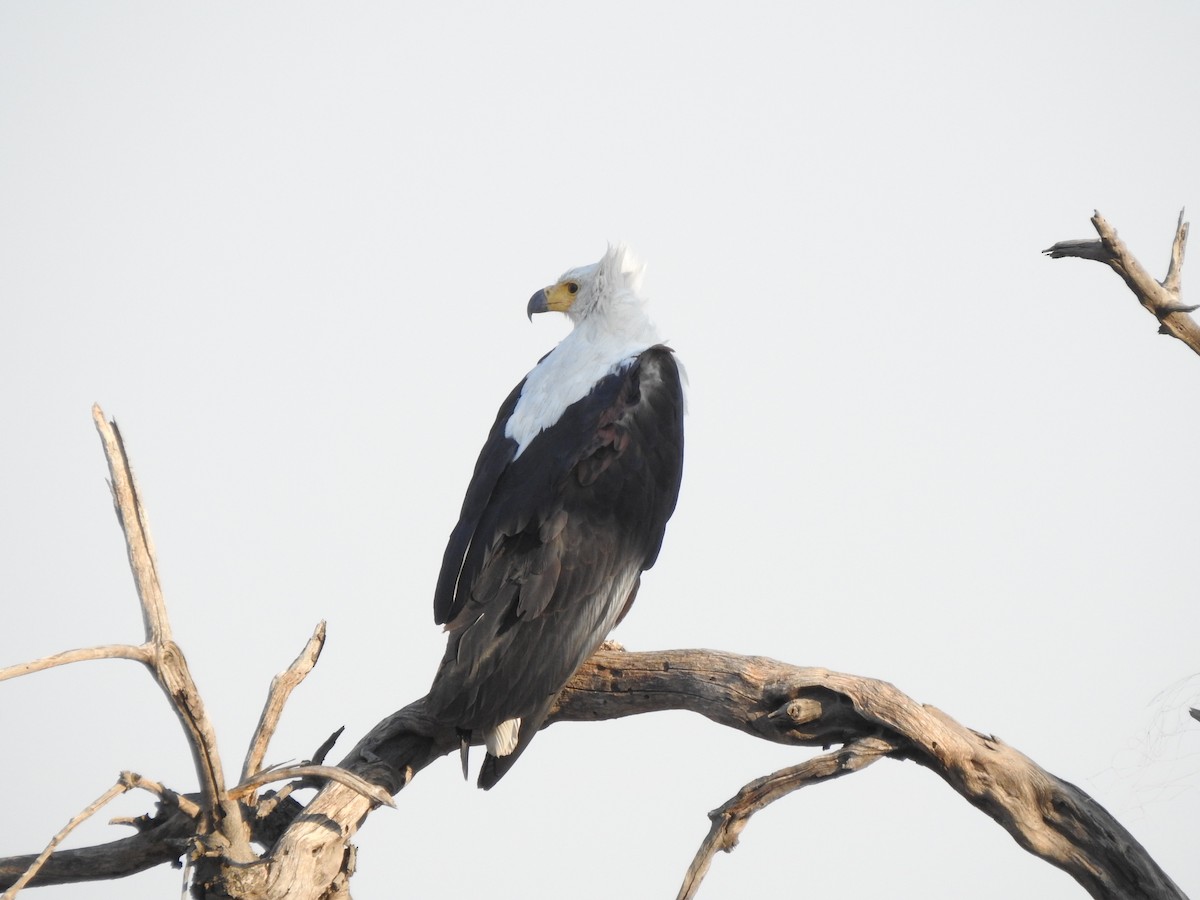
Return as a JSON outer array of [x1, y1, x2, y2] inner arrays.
[[1045, 210, 1200, 356], [676, 735, 897, 900], [241, 621, 328, 786], [1, 645, 1185, 898], [239, 650, 1185, 900], [92, 406, 255, 876], [562, 650, 1188, 900], [0, 797, 193, 890]]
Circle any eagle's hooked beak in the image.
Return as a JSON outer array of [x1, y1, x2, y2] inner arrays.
[[526, 288, 549, 321]]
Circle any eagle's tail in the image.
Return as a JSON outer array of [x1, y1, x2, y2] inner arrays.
[[477, 696, 556, 790]]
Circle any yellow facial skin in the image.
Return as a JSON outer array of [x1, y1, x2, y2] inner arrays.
[[543, 280, 579, 312], [526, 280, 580, 318]]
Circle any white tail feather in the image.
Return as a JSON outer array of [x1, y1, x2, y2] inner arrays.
[[485, 718, 521, 756]]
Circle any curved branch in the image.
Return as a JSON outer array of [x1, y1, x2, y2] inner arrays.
[[1045, 209, 1200, 356], [255, 648, 1184, 900], [561, 650, 1185, 900], [677, 735, 896, 900], [1, 648, 1183, 898], [230, 765, 393, 809], [0, 644, 152, 682]]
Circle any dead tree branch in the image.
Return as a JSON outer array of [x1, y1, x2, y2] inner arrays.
[[230, 765, 394, 809], [1045, 209, 1200, 356], [1, 408, 1186, 898], [241, 621, 328, 786], [1, 649, 1184, 899], [91, 407, 238, 835], [676, 735, 897, 900], [0, 644, 152, 682], [1, 778, 131, 900], [245, 650, 1185, 900]]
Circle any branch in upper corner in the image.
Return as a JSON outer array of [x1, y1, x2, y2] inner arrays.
[[1044, 209, 1200, 357]]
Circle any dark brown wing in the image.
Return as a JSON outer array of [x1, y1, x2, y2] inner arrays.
[[426, 346, 685, 787]]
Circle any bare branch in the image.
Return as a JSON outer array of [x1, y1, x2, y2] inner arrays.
[[310, 727, 345, 766], [1043, 238, 1112, 262], [90, 406, 251, 862], [90, 406, 170, 644], [242, 622, 328, 785], [677, 736, 895, 900], [0, 810, 193, 891], [2, 647, 1184, 898], [1162, 208, 1188, 295], [121, 772, 202, 820], [1, 777, 131, 899], [246, 648, 1184, 900], [1044, 210, 1200, 356], [0, 644, 151, 682], [231, 765, 394, 809]]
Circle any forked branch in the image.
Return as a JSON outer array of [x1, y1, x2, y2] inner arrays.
[[241, 621, 328, 785], [90, 406, 249, 860], [676, 735, 897, 900], [1045, 210, 1200, 356], [254, 650, 1185, 900], [1, 651, 1184, 899]]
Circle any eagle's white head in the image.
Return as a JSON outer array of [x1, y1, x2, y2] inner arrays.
[[507, 244, 664, 456], [527, 243, 649, 327]]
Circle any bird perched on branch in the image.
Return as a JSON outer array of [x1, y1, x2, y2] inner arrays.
[[427, 244, 685, 789]]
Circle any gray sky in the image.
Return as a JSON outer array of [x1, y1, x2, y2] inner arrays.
[[2, 3, 1199, 898]]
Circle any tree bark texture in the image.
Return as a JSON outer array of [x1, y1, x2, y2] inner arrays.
[[4, 650, 1184, 900], [1045, 210, 1199, 356]]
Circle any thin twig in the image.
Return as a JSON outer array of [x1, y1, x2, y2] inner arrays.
[[230, 765, 395, 809], [0, 777, 131, 899], [676, 736, 895, 900], [0, 643, 151, 682], [310, 727, 345, 767], [241, 622, 328, 784], [110, 770, 203, 826], [122, 772, 202, 820]]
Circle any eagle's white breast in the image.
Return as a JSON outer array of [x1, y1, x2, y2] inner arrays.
[[505, 324, 656, 457]]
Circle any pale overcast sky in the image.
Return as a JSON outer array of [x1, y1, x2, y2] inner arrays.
[[2, 3, 1199, 898]]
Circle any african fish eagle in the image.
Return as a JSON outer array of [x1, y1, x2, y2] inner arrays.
[[426, 244, 685, 789]]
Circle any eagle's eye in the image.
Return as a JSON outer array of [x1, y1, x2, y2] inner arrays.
[[566, 282, 579, 294]]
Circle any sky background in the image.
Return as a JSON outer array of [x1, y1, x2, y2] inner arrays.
[[2, 3, 1199, 898]]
